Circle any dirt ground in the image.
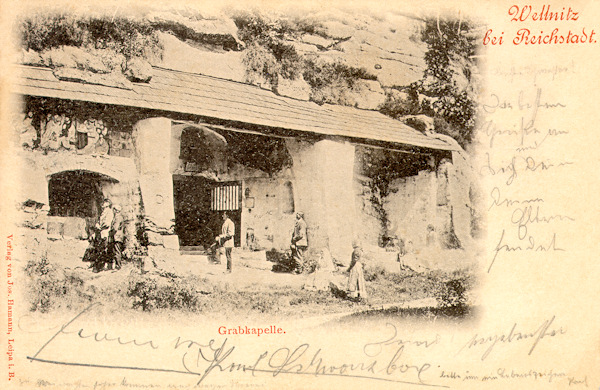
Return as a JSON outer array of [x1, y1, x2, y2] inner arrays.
[[20, 242, 478, 324]]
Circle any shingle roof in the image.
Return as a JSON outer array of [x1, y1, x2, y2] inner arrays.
[[13, 64, 457, 151]]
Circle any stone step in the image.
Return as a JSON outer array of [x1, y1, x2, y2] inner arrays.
[[179, 246, 209, 255]]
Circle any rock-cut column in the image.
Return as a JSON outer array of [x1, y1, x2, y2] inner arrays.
[[285, 138, 357, 265], [133, 117, 179, 250], [315, 139, 356, 265]]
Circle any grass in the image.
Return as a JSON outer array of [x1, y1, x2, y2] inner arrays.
[[24, 255, 127, 313], [24, 255, 477, 319]]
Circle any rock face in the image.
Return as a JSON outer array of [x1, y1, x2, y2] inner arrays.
[[153, 10, 428, 104], [21, 45, 152, 89], [155, 32, 246, 82], [40, 46, 125, 74], [349, 79, 387, 110], [19, 49, 43, 66], [145, 10, 243, 50], [123, 58, 153, 83], [315, 11, 427, 87], [274, 74, 311, 101], [17, 9, 430, 110]]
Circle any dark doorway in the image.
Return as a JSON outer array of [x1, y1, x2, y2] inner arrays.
[[48, 170, 107, 218], [173, 175, 241, 249]]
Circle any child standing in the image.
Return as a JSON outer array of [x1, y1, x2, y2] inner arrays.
[[347, 243, 368, 301]]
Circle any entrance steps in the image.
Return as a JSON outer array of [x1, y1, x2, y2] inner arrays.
[[179, 246, 209, 255]]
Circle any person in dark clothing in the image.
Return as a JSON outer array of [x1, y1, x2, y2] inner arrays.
[[88, 199, 114, 272], [291, 212, 308, 273], [109, 204, 124, 270]]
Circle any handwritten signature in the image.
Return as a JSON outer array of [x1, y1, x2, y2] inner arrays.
[[26, 304, 445, 388]]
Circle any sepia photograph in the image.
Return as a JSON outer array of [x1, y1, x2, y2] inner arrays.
[[1, 1, 599, 389], [12, 4, 483, 320]]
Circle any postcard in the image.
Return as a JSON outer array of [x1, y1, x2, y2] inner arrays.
[[1, 0, 599, 388]]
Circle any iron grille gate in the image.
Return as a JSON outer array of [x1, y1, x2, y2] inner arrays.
[[210, 182, 241, 211]]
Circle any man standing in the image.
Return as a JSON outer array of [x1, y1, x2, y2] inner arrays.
[[216, 212, 235, 273], [291, 212, 308, 273], [94, 199, 114, 272], [110, 204, 124, 270]]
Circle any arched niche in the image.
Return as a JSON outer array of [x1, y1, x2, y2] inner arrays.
[[48, 170, 118, 219]]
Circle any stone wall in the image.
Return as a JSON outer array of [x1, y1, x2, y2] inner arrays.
[[352, 144, 477, 271], [353, 173, 383, 248], [15, 105, 135, 158], [169, 135, 358, 262], [16, 149, 141, 252], [13, 104, 144, 261], [241, 177, 296, 251], [284, 139, 325, 250], [315, 140, 356, 264], [386, 170, 437, 249], [353, 165, 439, 251], [14, 98, 478, 270], [449, 150, 476, 248]]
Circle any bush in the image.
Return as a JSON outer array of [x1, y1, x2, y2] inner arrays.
[[418, 18, 480, 148], [432, 270, 475, 316], [20, 14, 163, 61], [242, 42, 281, 86], [301, 251, 320, 274], [269, 249, 297, 273], [363, 264, 387, 282], [379, 87, 420, 119], [25, 255, 88, 312], [235, 12, 304, 87], [250, 294, 279, 313], [127, 272, 207, 312], [303, 58, 378, 105]]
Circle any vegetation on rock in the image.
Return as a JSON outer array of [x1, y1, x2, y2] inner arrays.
[[234, 11, 307, 84], [20, 13, 163, 61], [234, 11, 379, 102], [417, 18, 480, 147]]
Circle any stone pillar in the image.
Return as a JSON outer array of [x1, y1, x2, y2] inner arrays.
[[449, 150, 474, 248], [133, 117, 179, 250], [315, 140, 356, 265], [285, 139, 325, 250], [286, 139, 356, 265]]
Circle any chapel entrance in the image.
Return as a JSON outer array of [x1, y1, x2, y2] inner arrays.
[[173, 175, 241, 249]]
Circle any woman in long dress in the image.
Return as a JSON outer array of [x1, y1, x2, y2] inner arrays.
[[347, 244, 368, 301]]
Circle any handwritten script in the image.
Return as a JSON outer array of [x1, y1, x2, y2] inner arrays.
[[21, 305, 585, 388], [26, 305, 443, 388], [479, 78, 575, 272]]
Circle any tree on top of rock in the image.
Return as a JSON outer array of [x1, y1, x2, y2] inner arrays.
[[419, 17, 481, 148]]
